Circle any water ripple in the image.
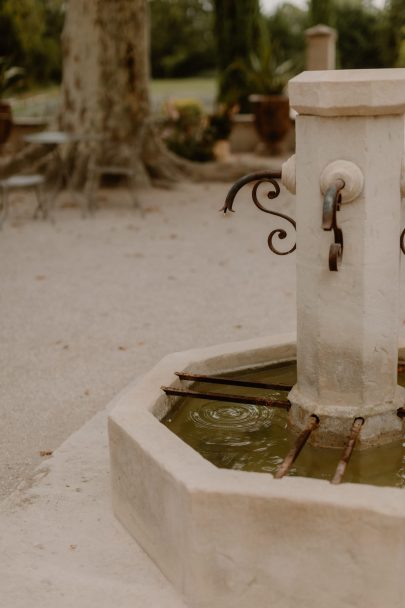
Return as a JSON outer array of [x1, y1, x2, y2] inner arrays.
[[189, 402, 273, 432]]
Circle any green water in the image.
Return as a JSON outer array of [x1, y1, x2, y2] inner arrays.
[[162, 361, 405, 487]]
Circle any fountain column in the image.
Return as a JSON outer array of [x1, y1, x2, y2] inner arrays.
[[287, 69, 405, 448]]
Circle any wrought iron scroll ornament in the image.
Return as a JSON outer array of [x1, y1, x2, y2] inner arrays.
[[322, 178, 345, 271], [221, 171, 296, 256]]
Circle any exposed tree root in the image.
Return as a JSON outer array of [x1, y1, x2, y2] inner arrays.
[[0, 120, 274, 187], [141, 121, 273, 184]]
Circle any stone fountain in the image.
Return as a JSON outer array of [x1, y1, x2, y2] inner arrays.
[[109, 70, 405, 608]]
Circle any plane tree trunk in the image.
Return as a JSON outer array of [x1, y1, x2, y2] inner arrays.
[[60, 0, 192, 186]]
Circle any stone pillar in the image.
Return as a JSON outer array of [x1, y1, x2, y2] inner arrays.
[[305, 25, 336, 71], [287, 69, 405, 448]]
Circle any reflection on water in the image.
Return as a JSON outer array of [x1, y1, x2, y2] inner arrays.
[[162, 361, 405, 487]]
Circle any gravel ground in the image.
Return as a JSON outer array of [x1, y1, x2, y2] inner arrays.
[[0, 179, 297, 499]]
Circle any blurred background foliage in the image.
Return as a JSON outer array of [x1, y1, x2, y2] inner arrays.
[[0, 0, 64, 88], [0, 0, 403, 93], [150, 0, 216, 78]]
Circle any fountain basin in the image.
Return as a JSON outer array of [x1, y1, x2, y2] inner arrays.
[[109, 333, 405, 608]]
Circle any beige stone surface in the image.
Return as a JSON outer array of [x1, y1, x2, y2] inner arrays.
[[294, 114, 404, 417], [289, 68, 405, 116], [289, 69, 405, 446], [109, 336, 405, 608]]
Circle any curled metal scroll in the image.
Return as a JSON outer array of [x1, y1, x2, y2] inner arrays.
[[322, 179, 345, 271], [221, 171, 296, 255]]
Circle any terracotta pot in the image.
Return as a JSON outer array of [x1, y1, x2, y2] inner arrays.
[[0, 101, 12, 144], [249, 94, 291, 149]]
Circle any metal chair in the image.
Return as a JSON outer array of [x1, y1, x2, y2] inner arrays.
[[85, 140, 140, 214], [0, 174, 47, 228]]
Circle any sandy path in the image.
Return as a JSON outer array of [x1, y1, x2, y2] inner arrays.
[[0, 180, 297, 498]]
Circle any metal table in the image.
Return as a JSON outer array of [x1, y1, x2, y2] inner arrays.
[[24, 130, 77, 188]]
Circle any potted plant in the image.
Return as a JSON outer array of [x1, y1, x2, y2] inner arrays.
[[219, 42, 294, 154], [161, 100, 233, 162], [0, 58, 24, 145], [246, 45, 293, 153]]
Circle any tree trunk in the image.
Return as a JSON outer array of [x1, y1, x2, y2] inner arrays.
[[60, 0, 188, 186]]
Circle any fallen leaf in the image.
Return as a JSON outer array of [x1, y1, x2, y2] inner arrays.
[[69, 544, 77, 550], [118, 345, 127, 351], [40, 450, 53, 457]]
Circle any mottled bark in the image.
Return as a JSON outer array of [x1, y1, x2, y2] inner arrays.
[[59, 0, 255, 186], [60, 0, 153, 184]]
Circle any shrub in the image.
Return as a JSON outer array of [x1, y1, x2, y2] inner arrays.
[[161, 99, 231, 162]]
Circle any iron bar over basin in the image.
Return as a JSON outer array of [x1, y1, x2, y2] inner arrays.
[[174, 371, 292, 392], [161, 386, 291, 410]]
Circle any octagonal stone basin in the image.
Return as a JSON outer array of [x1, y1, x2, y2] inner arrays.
[[108, 333, 405, 608]]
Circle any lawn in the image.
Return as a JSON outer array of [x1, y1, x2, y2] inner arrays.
[[10, 77, 217, 118], [151, 76, 216, 111]]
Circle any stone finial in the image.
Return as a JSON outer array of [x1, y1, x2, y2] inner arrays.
[[305, 24, 337, 71]]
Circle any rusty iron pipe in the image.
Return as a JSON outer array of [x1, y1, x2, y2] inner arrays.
[[175, 371, 292, 392], [274, 415, 319, 479], [161, 386, 290, 410], [330, 417, 364, 485]]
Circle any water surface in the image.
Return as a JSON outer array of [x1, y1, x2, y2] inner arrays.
[[162, 361, 405, 487]]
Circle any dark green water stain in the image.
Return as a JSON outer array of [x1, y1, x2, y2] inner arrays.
[[162, 361, 405, 487]]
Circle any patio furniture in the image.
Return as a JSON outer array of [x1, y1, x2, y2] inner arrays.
[[0, 174, 47, 228], [23, 131, 76, 193], [85, 140, 140, 214]]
